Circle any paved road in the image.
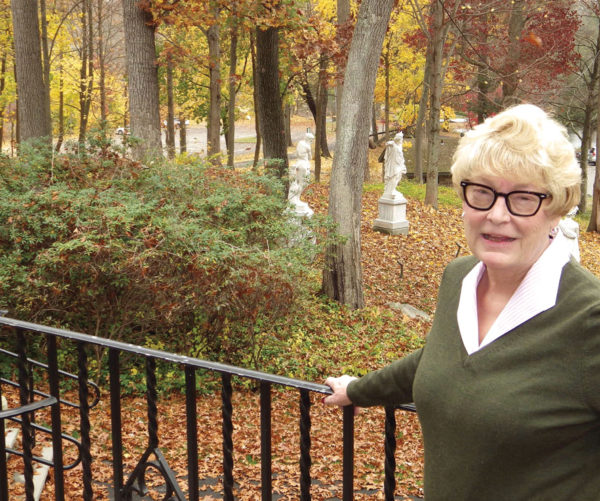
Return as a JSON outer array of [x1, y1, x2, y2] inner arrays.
[[118, 122, 318, 159]]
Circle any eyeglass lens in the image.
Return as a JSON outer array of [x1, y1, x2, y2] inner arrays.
[[464, 184, 543, 216]]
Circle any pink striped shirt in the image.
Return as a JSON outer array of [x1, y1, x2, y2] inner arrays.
[[457, 231, 573, 355]]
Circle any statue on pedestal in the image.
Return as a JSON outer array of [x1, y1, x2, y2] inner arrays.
[[383, 132, 407, 199], [373, 132, 409, 235], [288, 132, 315, 217]]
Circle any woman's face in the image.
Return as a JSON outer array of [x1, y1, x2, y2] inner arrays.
[[462, 175, 561, 279]]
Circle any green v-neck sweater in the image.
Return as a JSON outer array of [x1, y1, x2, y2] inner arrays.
[[347, 256, 600, 500]]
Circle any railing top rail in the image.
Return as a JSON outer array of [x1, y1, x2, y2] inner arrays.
[[0, 316, 332, 395]]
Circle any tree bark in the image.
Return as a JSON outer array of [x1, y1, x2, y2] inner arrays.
[[414, 47, 432, 184], [501, 0, 526, 106], [179, 117, 187, 153], [97, 0, 107, 132], [300, 77, 331, 157], [250, 32, 261, 171], [0, 54, 6, 151], [10, 0, 52, 143], [322, 0, 395, 309], [206, 13, 221, 164], [122, 0, 162, 161], [315, 57, 329, 183], [336, 0, 350, 134], [166, 56, 176, 159], [424, 0, 444, 208], [588, 19, 600, 233], [255, 25, 288, 179], [227, 17, 238, 168], [78, 0, 94, 144]]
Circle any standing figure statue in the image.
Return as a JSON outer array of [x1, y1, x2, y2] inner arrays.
[[288, 132, 315, 217], [383, 132, 407, 198]]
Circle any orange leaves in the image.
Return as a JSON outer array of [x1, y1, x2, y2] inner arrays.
[[525, 31, 543, 48]]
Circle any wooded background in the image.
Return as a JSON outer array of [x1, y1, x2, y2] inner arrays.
[[4, 0, 600, 308]]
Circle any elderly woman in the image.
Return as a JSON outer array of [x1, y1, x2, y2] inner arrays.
[[324, 104, 600, 500]]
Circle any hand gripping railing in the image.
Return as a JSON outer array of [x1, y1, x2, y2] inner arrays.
[[0, 316, 417, 501]]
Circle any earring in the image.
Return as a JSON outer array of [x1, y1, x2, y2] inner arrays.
[[550, 226, 559, 238], [461, 211, 465, 218]]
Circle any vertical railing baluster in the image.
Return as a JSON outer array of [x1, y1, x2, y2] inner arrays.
[[299, 389, 311, 501], [221, 373, 234, 501], [109, 349, 124, 501], [185, 366, 199, 501], [146, 357, 158, 450], [260, 381, 272, 500], [16, 328, 34, 501], [47, 335, 65, 500], [384, 407, 397, 501], [0, 378, 8, 501], [77, 341, 93, 501], [342, 405, 354, 501]]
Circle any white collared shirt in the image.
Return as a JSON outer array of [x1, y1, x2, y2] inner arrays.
[[457, 231, 573, 355]]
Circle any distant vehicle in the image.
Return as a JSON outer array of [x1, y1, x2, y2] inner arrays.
[[115, 126, 129, 135], [589, 147, 596, 166]]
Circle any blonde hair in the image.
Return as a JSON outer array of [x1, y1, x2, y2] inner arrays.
[[450, 104, 581, 217]]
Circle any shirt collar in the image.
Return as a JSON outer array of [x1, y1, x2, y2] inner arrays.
[[457, 231, 572, 355]]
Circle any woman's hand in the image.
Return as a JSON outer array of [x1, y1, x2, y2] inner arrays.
[[323, 375, 357, 407]]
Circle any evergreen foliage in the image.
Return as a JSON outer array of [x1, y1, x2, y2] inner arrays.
[[0, 141, 333, 367]]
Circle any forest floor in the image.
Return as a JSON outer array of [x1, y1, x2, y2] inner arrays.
[[4, 137, 600, 500]]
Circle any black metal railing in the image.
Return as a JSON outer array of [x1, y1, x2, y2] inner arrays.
[[0, 316, 417, 501]]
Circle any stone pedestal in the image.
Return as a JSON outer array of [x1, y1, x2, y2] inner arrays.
[[373, 191, 409, 235]]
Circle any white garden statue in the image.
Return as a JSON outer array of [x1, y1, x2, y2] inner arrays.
[[383, 132, 407, 199], [288, 132, 315, 217], [558, 206, 581, 262]]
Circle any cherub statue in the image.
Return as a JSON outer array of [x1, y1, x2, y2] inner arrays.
[[288, 132, 315, 217]]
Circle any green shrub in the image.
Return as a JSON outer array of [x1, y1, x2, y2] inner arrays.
[[0, 142, 334, 369]]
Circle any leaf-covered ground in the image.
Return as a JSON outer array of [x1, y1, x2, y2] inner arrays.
[[5, 155, 600, 500]]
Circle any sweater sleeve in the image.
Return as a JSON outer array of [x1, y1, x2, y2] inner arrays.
[[582, 303, 600, 412], [346, 348, 423, 407]]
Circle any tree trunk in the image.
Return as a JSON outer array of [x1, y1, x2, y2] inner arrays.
[[588, 24, 600, 233], [255, 25, 288, 179], [122, 0, 162, 161], [336, 0, 350, 134], [166, 56, 176, 160], [227, 18, 239, 168], [384, 40, 390, 141], [501, 0, 526, 106], [10, 0, 52, 143], [206, 13, 221, 164], [179, 117, 187, 153], [322, 0, 395, 309], [300, 77, 331, 157], [284, 103, 292, 147], [424, 0, 444, 208], [56, 57, 64, 152], [0, 54, 6, 151], [39, 0, 51, 127], [371, 102, 379, 144], [315, 56, 329, 183], [97, 0, 107, 127], [250, 32, 261, 171], [414, 48, 432, 184], [78, 0, 94, 144]]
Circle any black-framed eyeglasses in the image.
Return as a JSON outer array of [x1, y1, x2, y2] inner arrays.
[[460, 181, 550, 217]]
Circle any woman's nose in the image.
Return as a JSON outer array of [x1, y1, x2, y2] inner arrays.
[[486, 194, 512, 222]]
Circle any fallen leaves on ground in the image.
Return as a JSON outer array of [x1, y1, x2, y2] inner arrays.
[[5, 161, 600, 500]]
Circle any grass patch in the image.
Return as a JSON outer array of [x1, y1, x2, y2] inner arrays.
[[364, 179, 463, 208]]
